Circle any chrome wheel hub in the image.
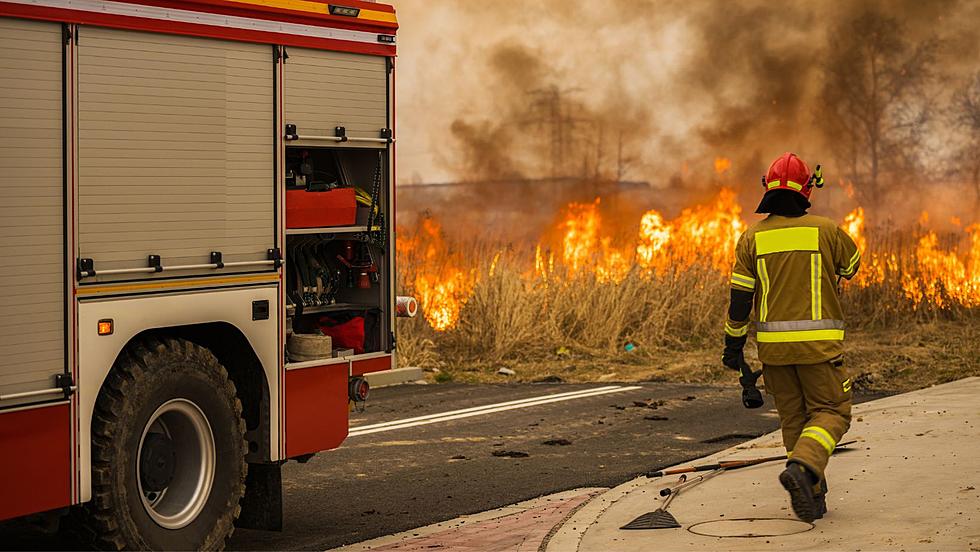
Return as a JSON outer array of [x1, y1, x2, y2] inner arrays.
[[137, 399, 215, 529]]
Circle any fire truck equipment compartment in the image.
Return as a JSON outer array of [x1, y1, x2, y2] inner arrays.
[[287, 333, 333, 362], [319, 316, 366, 354], [286, 188, 357, 228]]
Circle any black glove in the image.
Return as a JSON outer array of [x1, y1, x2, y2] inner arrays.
[[722, 334, 749, 372], [724, 334, 764, 408]]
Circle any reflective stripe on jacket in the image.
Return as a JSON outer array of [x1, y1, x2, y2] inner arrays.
[[726, 214, 861, 366]]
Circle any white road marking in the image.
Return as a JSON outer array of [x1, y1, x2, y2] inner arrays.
[[351, 386, 623, 431], [348, 386, 643, 437]]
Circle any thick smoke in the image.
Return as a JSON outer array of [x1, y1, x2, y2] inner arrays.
[[392, 0, 980, 230]]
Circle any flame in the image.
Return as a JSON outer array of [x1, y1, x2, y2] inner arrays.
[[841, 206, 980, 307], [843, 206, 886, 287], [634, 189, 746, 273], [596, 238, 632, 283], [400, 190, 979, 332], [902, 226, 980, 307], [842, 206, 866, 254], [635, 211, 671, 269], [560, 198, 602, 274], [399, 216, 476, 331], [714, 157, 732, 175]]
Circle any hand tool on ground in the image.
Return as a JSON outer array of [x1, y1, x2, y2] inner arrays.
[[621, 468, 724, 530], [660, 468, 724, 497], [625, 441, 857, 531], [645, 440, 857, 478]]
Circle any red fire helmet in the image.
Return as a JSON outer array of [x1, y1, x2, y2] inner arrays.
[[763, 152, 813, 199]]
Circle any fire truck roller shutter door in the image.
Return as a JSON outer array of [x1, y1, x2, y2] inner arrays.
[[0, 17, 66, 408], [283, 46, 387, 146], [76, 27, 274, 281], [0, 16, 72, 522]]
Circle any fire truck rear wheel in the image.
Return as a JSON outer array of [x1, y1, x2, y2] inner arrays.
[[78, 337, 247, 550]]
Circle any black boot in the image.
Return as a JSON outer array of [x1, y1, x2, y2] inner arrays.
[[812, 480, 828, 519], [779, 462, 820, 522]]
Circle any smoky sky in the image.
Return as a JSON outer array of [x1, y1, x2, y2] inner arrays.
[[391, 0, 979, 226]]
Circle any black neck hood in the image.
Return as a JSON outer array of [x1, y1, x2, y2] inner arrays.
[[755, 189, 810, 217]]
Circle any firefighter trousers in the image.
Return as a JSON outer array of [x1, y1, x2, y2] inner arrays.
[[762, 358, 852, 484]]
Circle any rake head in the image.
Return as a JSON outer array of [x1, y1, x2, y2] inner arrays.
[[620, 508, 681, 530]]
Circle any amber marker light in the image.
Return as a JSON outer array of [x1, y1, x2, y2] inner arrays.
[[98, 319, 114, 336]]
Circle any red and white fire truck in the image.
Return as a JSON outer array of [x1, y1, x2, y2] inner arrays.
[[0, 0, 408, 548]]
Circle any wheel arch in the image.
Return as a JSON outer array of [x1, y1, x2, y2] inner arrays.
[[134, 323, 272, 463], [89, 323, 273, 465], [76, 287, 282, 504]]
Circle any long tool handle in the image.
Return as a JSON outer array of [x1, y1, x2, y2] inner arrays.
[[646, 440, 857, 478], [660, 468, 724, 497]]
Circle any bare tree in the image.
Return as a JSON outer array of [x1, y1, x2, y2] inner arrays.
[[817, 11, 938, 203], [952, 72, 980, 213]]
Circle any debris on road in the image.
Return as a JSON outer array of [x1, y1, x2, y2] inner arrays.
[[633, 399, 667, 409], [645, 415, 669, 421], [492, 450, 530, 458], [543, 439, 572, 446], [450, 455, 467, 460], [701, 432, 761, 444]]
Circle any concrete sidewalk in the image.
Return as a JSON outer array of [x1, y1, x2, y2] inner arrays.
[[546, 377, 980, 551]]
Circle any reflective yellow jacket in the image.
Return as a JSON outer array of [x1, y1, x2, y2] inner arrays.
[[725, 214, 861, 366]]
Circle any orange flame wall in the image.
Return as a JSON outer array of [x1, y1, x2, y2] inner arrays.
[[398, 191, 980, 331]]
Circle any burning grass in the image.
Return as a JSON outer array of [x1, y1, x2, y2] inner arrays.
[[395, 190, 980, 392]]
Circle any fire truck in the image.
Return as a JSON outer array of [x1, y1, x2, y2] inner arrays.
[[0, 0, 409, 548]]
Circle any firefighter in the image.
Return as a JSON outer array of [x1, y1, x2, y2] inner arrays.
[[722, 152, 861, 522]]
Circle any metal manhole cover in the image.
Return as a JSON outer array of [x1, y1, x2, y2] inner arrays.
[[687, 518, 814, 538]]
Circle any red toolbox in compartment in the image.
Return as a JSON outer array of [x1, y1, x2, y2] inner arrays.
[[286, 187, 357, 228]]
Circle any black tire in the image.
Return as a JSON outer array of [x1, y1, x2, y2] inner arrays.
[[75, 337, 247, 551]]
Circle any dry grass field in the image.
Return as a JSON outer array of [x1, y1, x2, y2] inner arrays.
[[395, 192, 980, 394]]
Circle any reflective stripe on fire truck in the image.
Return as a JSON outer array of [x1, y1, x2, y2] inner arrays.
[[225, 0, 398, 24], [731, 272, 756, 290], [3, 0, 392, 46], [76, 274, 280, 296], [801, 425, 837, 455]]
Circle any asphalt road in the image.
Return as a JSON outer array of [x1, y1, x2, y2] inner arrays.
[[230, 382, 782, 550], [3, 381, 861, 550]]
